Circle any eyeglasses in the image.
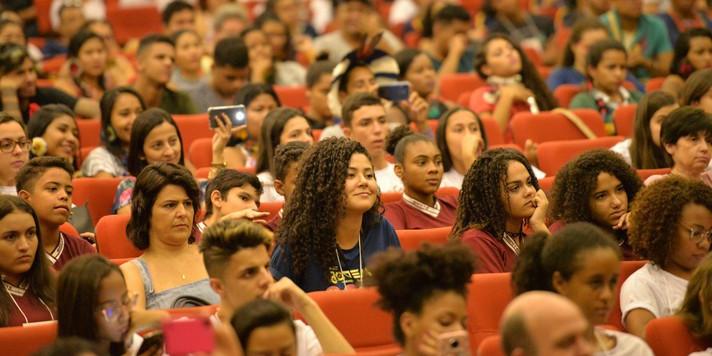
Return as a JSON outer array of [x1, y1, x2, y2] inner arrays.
[[0, 139, 31, 153], [99, 294, 137, 322], [683, 225, 712, 245]]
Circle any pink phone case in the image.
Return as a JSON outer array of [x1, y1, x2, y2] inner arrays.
[[162, 317, 214, 354]]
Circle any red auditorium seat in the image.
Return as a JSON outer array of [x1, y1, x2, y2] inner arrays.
[[646, 77, 666, 93], [173, 114, 213, 166], [477, 335, 504, 356], [538, 176, 555, 194], [536, 136, 625, 176], [77, 119, 102, 149], [468, 273, 513, 353], [72, 177, 122, 225], [613, 104, 637, 137], [274, 85, 308, 109], [188, 138, 213, 170], [95, 214, 141, 259], [35, 0, 53, 35], [259, 201, 283, 221], [396, 226, 452, 251], [607, 260, 646, 330], [381, 192, 402, 204], [645, 316, 710, 356], [510, 109, 607, 148], [554, 84, 585, 108], [439, 74, 486, 103], [0, 322, 57, 356], [107, 6, 163, 44], [481, 117, 506, 146], [637, 168, 671, 181]]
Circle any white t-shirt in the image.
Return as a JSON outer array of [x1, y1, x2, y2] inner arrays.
[[0, 186, 17, 196], [595, 328, 653, 356], [610, 139, 632, 165], [620, 263, 688, 326], [257, 171, 284, 203], [375, 163, 403, 193], [440, 169, 464, 189]]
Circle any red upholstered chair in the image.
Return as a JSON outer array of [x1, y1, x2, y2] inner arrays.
[[166, 305, 219, 317], [457, 91, 473, 107], [481, 117, 505, 146], [72, 177, 122, 225], [637, 168, 671, 181], [645, 316, 709, 356], [613, 104, 637, 137], [0, 321, 57, 356], [77, 118, 101, 149], [554, 84, 585, 108], [437, 187, 459, 199], [110, 258, 134, 265], [607, 260, 647, 330], [41, 55, 66, 74], [538, 176, 555, 195], [107, 6, 163, 44], [439, 73, 486, 102], [188, 138, 213, 170], [468, 273, 513, 353], [396, 226, 452, 251], [59, 222, 79, 237], [173, 114, 213, 165], [477, 335, 504, 356], [509, 109, 607, 148], [381, 191, 403, 204], [78, 146, 94, 166], [307, 288, 400, 354], [312, 129, 322, 141], [646, 77, 666, 93], [95, 214, 141, 259], [274, 85, 308, 109], [259, 201, 283, 221], [536, 136, 625, 176], [195, 167, 211, 179]]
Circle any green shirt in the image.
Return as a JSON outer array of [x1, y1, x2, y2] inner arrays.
[[160, 86, 197, 115], [570, 88, 644, 135]]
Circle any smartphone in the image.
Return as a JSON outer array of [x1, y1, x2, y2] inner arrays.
[[437, 330, 471, 356], [208, 104, 247, 129], [378, 82, 410, 102], [162, 317, 214, 354]]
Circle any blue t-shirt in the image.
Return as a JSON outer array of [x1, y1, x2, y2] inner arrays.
[[547, 67, 645, 92], [270, 215, 401, 292]]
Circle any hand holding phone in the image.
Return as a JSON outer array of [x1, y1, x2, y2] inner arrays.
[[208, 105, 247, 129], [437, 330, 470, 356], [378, 82, 410, 102]]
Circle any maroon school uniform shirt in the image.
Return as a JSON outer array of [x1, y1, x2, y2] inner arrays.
[[460, 228, 518, 273], [47, 232, 96, 270], [3, 279, 55, 326], [266, 213, 282, 232], [384, 195, 457, 230]]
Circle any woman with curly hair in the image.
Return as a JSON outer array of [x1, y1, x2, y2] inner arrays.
[[549, 149, 643, 259], [678, 254, 712, 351], [270, 138, 401, 292], [621, 176, 712, 338], [644, 106, 712, 186], [610, 91, 678, 169], [512, 223, 653, 355], [369, 243, 475, 355], [383, 126, 457, 230], [450, 148, 549, 273]]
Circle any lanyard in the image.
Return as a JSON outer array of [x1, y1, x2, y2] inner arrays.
[[334, 234, 363, 290]]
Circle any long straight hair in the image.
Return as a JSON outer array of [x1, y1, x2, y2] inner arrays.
[[629, 91, 676, 169]]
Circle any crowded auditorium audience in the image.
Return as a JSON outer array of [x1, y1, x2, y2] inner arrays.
[[4, 0, 712, 354]]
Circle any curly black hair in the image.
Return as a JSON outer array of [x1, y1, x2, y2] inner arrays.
[[368, 242, 475, 345], [549, 149, 642, 226], [277, 138, 382, 278], [629, 176, 712, 266], [451, 148, 539, 240]]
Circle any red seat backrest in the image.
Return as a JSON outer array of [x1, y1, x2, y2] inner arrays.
[[536, 136, 625, 176], [188, 138, 213, 170], [439, 74, 486, 103], [554, 84, 585, 108], [396, 226, 452, 251], [77, 118, 101, 149], [510, 109, 607, 148], [646, 77, 666, 93], [307, 288, 400, 353], [59, 222, 79, 237], [381, 192, 402, 204], [107, 6, 163, 44], [481, 117, 505, 146], [95, 214, 141, 259], [72, 177, 123, 226], [637, 168, 671, 181], [166, 305, 219, 317], [173, 114, 213, 166], [0, 322, 57, 356], [477, 335, 504, 356], [468, 273, 513, 353], [538, 176, 555, 195], [613, 104, 637, 138], [645, 316, 709, 356], [259, 201, 283, 221], [607, 260, 647, 330], [274, 85, 308, 110]]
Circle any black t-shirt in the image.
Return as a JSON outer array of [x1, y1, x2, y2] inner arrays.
[[0, 87, 78, 123]]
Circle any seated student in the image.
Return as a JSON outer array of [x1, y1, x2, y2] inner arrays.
[[0, 113, 29, 195], [678, 254, 712, 351], [512, 223, 653, 355], [570, 40, 644, 135], [599, 0, 673, 79], [81, 87, 146, 178], [645, 107, 712, 186], [450, 148, 549, 274], [680, 68, 712, 114], [420, 4, 475, 75], [200, 219, 355, 355], [659, 0, 712, 45], [549, 149, 643, 259], [256, 108, 313, 202], [170, 29, 207, 93], [231, 300, 303, 356], [622, 176, 712, 338], [610, 91, 678, 168], [131, 34, 196, 115], [42, 2, 85, 59], [468, 34, 557, 138], [54, 30, 114, 101], [255, 13, 296, 63], [436, 108, 487, 189], [0, 195, 55, 327], [394, 48, 448, 119], [16, 157, 95, 270], [500, 291, 595, 356], [200, 169, 267, 233], [266, 141, 310, 231], [82, 20, 136, 87], [0, 19, 42, 61], [241, 26, 306, 86], [547, 18, 643, 92], [383, 126, 457, 230], [271, 138, 401, 291], [27, 104, 79, 169], [662, 28, 712, 95], [210, 4, 249, 49], [162, 0, 196, 35], [0, 43, 99, 123], [57, 255, 166, 355], [305, 60, 336, 129], [120, 163, 219, 309], [341, 93, 403, 193], [187, 37, 250, 113], [368, 243, 476, 355]]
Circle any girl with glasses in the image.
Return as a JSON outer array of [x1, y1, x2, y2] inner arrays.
[[0, 113, 29, 195]]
